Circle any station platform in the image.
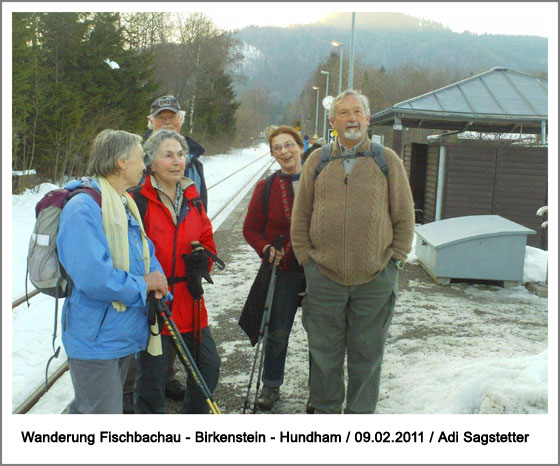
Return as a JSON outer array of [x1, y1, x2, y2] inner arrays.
[[164, 171, 548, 415]]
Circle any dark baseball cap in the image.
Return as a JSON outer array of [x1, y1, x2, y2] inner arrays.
[[150, 95, 181, 115]]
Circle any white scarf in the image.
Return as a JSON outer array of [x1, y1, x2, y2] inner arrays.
[[97, 176, 162, 356]]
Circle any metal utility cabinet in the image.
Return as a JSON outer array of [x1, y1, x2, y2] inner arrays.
[[415, 215, 535, 286]]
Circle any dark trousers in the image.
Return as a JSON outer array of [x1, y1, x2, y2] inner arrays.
[[134, 326, 220, 414], [123, 348, 177, 396], [262, 268, 306, 387]]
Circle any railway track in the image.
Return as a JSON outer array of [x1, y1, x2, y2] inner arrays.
[[12, 150, 275, 414]]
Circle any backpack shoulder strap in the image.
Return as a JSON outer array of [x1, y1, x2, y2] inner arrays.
[[129, 186, 148, 221], [370, 142, 389, 179], [191, 197, 202, 214], [66, 186, 102, 207], [183, 184, 203, 215], [315, 143, 334, 178], [261, 171, 277, 224]]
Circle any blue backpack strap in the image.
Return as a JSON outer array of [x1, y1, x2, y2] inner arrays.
[[370, 142, 388, 179], [315, 143, 334, 178]]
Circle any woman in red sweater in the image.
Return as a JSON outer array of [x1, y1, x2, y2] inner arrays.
[[243, 125, 306, 411]]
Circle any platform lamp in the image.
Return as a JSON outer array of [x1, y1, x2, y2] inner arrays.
[[331, 41, 344, 93], [320, 70, 330, 139], [312, 86, 320, 139]]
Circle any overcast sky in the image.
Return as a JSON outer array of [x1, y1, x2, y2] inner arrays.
[[8, 2, 556, 38], [192, 2, 555, 38]]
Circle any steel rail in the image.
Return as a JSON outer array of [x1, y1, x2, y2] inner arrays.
[[206, 151, 270, 191], [12, 289, 39, 308], [13, 361, 69, 414], [208, 158, 276, 222]]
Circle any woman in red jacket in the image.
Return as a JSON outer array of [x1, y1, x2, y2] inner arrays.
[[133, 130, 220, 414], [243, 125, 306, 411]]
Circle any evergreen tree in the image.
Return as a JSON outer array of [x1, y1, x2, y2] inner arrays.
[[34, 12, 89, 181], [11, 12, 159, 183], [12, 13, 38, 172], [194, 70, 239, 146]]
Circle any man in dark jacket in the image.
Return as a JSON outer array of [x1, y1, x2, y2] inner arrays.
[[123, 95, 208, 412], [302, 137, 326, 164]]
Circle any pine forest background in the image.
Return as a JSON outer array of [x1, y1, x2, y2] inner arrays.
[[12, 12, 548, 185]]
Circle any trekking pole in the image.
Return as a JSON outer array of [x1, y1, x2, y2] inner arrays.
[[149, 295, 221, 414], [242, 235, 284, 414]]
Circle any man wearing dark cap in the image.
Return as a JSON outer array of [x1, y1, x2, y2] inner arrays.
[[122, 95, 208, 413]]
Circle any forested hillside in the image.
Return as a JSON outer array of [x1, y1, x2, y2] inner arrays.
[[234, 12, 548, 103], [12, 11, 548, 184], [12, 12, 241, 182]]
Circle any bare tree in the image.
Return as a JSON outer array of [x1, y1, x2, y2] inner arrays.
[[121, 12, 173, 50], [235, 85, 274, 145]]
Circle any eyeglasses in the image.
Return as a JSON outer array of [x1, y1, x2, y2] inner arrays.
[[154, 114, 180, 122], [272, 141, 299, 153]]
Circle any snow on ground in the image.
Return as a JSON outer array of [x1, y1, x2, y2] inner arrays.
[[7, 142, 551, 416], [204, 223, 549, 415], [379, 279, 548, 414]]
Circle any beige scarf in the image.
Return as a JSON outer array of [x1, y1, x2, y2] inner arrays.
[[97, 176, 162, 356]]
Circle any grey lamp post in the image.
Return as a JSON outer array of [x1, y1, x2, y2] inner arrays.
[[320, 70, 330, 138], [348, 13, 356, 89], [312, 86, 320, 138], [331, 41, 344, 93]]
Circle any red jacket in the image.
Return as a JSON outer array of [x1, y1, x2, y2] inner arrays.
[[134, 176, 217, 334], [243, 171, 300, 271]]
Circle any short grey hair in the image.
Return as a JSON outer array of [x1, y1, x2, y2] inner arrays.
[[328, 90, 370, 119], [143, 129, 189, 167], [146, 110, 187, 130], [88, 129, 143, 176]]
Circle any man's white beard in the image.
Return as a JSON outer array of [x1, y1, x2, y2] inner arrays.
[[343, 127, 363, 140]]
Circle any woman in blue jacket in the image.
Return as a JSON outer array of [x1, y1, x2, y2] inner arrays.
[[57, 129, 168, 414]]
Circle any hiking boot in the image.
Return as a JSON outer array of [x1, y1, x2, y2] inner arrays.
[[257, 385, 280, 411], [165, 379, 186, 401], [306, 396, 314, 414], [123, 393, 134, 414]]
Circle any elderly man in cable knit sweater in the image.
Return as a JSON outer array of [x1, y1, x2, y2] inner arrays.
[[291, 90, 414, 414]]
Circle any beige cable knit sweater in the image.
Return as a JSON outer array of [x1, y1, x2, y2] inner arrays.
[[291, 137, 415, 286]]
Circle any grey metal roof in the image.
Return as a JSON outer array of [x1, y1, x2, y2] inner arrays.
[[370, 67, 548, 133]]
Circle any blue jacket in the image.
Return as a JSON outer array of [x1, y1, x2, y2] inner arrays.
[[57, 178, 164, 359]]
